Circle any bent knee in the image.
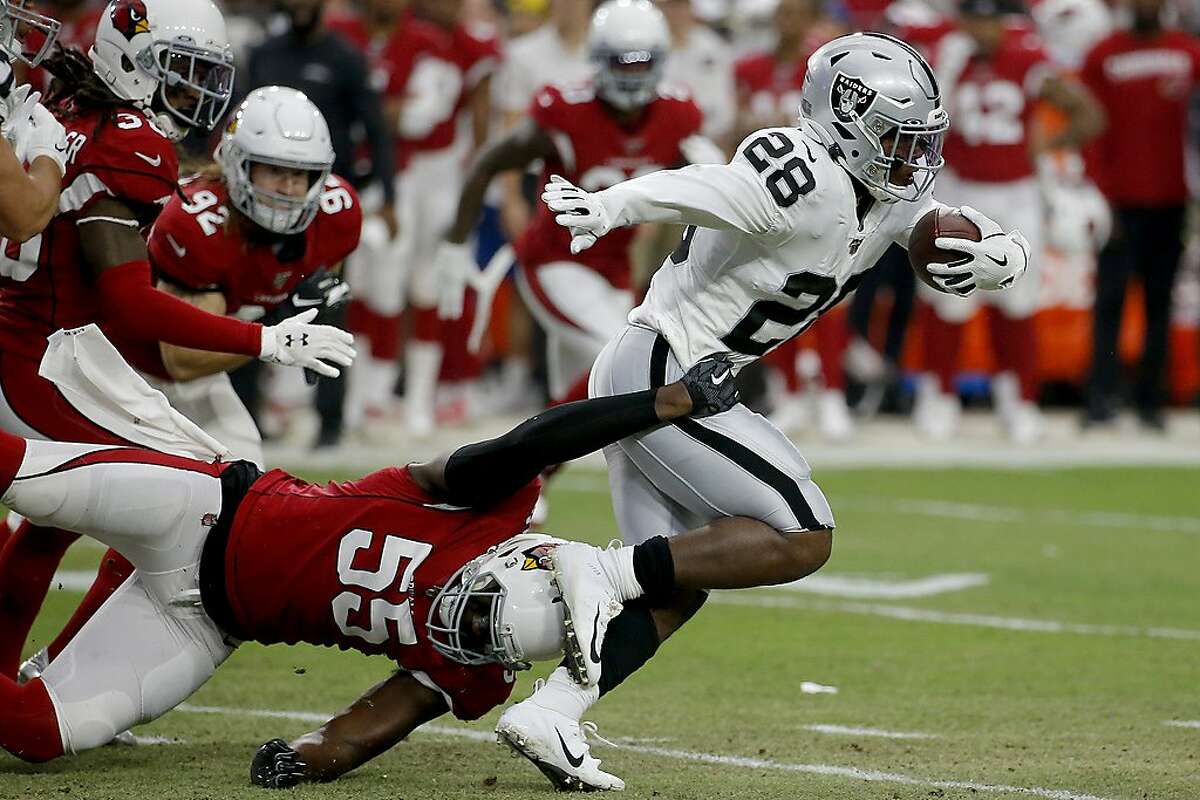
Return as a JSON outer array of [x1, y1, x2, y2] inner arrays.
[[776, 528, 833, 582]]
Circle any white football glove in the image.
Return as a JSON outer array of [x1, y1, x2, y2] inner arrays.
[[259, 308, 357, 378], [3, 87, 67, 174], [929, 205, 1031, 293], [541, 174, 612, 254], [435, 241, 476, 320]]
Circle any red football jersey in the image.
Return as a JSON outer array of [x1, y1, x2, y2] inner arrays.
[[379, 13, 460, 163], [941, 28, 1055, 183], [225, 466, 541, 720], [454, 21, 502, 108], [122, 174, 362, 378], [1081, 29, 1200, 205], [516, 82, 704, 288], [0, 105, 179, 360]]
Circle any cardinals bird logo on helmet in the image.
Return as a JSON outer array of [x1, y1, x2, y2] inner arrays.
[[109, 0, 150, 41]]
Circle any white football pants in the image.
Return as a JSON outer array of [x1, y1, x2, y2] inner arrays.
[[590, 325, 835, 544], [1, 439, 234, 754]]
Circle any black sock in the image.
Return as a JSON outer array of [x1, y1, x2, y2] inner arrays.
[[631, 535, 675, 606], [598, 599, 660, 697]]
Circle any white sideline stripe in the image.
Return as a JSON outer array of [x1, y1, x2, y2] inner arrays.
[[780, 572, 989, 599], [1164, 720, 1200, 729], [804, 724, 936, 740], [125, 734, 184, 746], [174, 704, 1113, 800], [710, 593, 1200, 641], [552, 474, 1200, 534]]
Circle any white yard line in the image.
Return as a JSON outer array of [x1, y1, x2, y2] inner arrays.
[[779, 572, 989, 599], [709, 593, 1200, 641], [174, 704, 1115, 800], [1163, 720, 1200, 729], [803, 724, 936, 740]]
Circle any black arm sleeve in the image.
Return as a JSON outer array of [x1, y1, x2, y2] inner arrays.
[[441, 390, 662, 508]]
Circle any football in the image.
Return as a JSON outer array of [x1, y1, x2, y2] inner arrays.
[[907, 207, 981, 290]]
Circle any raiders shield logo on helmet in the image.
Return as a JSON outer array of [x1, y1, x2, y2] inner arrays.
[[109, 0, 150, 42], [831, 73, 878, 123]]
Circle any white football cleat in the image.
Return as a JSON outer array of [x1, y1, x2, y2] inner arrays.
[[552, 542, 623, 687], [496, 698, 624, 792], [913, 375, 961, 441]]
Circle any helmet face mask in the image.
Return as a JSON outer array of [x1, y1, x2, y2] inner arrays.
[[0, 0, 62, 66], [800, 32, 949, 203], [217, 86, 334, 236], [592, 46, 664, 111], [142, 40, 235, 133], [427, 535, 567, 671]]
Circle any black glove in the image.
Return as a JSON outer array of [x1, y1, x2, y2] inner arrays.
[[251, 738, 309, 789], [0, 55, 13, 103], [261, 269, 351, 384], [679, 353, 740, 418]]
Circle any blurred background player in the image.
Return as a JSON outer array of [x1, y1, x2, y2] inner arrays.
[[437, 0, 706, 421], [914, 0, 1103, 443], [1081, 0, 1200, 431], [242, 0, 396, 448], [658, 0, 736, 149]]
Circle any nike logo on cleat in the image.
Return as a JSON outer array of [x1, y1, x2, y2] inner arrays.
[[589, 607, 603, 665], [556, 728, 586, 768], [711, 368, 731, 385], [986, 254, 1008, 267]]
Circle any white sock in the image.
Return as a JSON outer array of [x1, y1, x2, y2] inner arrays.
[[595, 545, 643, 602], [531, 666, 599, 720]]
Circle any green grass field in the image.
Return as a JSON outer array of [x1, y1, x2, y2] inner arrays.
[[2, 465, 1197, 800]]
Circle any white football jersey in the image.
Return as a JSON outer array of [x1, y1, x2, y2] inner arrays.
[[594, 122, 944, 370]]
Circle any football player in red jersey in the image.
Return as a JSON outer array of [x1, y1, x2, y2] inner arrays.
[[437, 0, 709, 410], [915, 0, 1102, 443], [8, 86, 365, 690], [0, 0, 354, 685], [0, 349, 738, 782]]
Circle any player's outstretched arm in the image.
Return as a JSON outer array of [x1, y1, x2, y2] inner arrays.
[[80, 198, 356, 377], [251, 672, 448, 788], [542, 158, 782, 254], [410, 354, 740, 508]]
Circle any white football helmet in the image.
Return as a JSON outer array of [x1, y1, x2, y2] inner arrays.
[[0, 0, 61, 66], [217, 87, 334, 236], [800, 32, 948, 203], [427, 534, 567, 671], [90, 0, 235, 140], [589, 0, 670, 112]]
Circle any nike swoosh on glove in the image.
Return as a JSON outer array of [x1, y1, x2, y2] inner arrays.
[[541, 174, 612, 254], [250, 738, 309, 789], [679, 353, 741, 417], [931, 205, 1031, 292]]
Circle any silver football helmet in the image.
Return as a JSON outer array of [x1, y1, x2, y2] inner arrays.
[[0, 0, 61, 66], [216, 86, 334, 235], [589, 0, 669, 112], [427, 534, 567, 671], [799, 32, 948, 203]]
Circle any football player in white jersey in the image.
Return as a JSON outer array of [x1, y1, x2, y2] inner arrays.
[[492, 33, 1032, 791]]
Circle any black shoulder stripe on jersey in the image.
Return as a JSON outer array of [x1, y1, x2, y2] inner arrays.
[[648, 335, 825, 532]]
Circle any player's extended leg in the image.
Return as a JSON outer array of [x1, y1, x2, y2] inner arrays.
[[0, 433, 234, 758]]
